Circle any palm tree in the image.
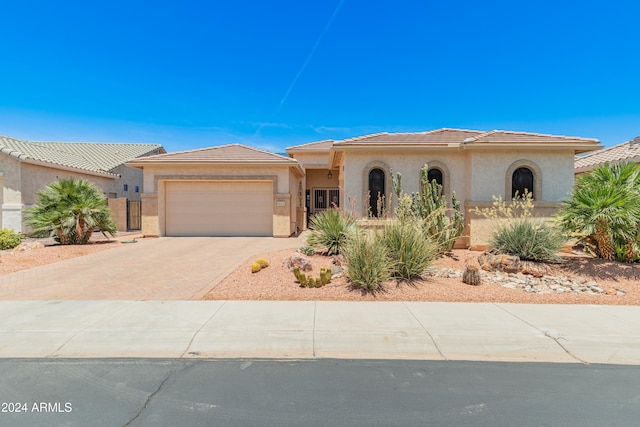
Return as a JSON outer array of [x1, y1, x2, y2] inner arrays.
[[25, 178, 117, 244], [556, 162, 640, 261]]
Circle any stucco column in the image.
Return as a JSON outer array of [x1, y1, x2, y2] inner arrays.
[[273, 194, 292, 237], [141, 193, 160, 237]]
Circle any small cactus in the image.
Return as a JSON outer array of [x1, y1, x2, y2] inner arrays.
[[255, 258, 269, 268], [462, 264, 481, 286], [251, 262, 262, 273], [293, 266, 302, 281], [299, 273, 308, 287]]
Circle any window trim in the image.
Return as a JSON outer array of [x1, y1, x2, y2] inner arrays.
[[361, 161, 391, 217], [505, 160, 542, 200]]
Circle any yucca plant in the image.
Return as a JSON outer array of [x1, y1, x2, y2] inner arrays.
[[306, 208, 359, 255], [343, 232, 392, 290], [556, 162, 640, 261], [24, 178, 116, 244], [381, 221, 437, 279]]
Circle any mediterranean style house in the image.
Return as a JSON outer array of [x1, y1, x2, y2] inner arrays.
[[0, 134, 165, 232], [129, 128, 602, 247]]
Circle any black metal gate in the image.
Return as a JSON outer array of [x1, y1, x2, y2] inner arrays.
[[127, 200, 142, 231]]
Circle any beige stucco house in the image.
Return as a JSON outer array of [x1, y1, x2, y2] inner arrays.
[[0, 135, 165, 232], [130, 128, 601, 247], [575, 136, 640, 176]]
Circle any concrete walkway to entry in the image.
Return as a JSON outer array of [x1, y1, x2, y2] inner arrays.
[[0, 300, 639, 364], [0, 236, 305, 300]]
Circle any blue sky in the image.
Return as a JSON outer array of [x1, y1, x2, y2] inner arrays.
[[1, 0, 638, 153]]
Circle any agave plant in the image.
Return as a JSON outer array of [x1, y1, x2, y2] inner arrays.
[[24, 178, 117, 244], [556, 162, 640, 261]]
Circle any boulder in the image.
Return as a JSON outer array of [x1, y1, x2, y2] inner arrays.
[[477, 250, 521, 273], [283, 253, 313, 272], [520, 261, 552, 278], [12, 241, 45, 252]]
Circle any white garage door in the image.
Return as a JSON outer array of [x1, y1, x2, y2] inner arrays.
[[165, 181, 273, 236]]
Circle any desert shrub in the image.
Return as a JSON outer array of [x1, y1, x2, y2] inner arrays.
[[490, 219, 565, 263], [255, 258, 269, 268], [251, 262, 262, 273], [0, 228, 23, 250], [380, 221, 437, 280], [306, 208, 359, 255], [298, 246, 315, 256], [343, 232, 391, 290], [473, 190, 566, 263]]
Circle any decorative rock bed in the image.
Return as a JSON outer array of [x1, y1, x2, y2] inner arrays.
[[425, 267, 626, 296]]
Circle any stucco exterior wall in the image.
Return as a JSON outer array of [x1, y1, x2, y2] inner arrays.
[[290, 152, 330, 168], [0, 155, 23, 230], [305, 169, 339, 190], [109, 165, 145, 200], [141, 164, 292, 194], [341, 151, 468, 217], [21, 163, 116, 205], [468, 149, 575, 202]]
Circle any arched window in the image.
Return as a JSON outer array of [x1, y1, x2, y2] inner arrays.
[[427, 168, 444, 188], [512, 167, 534, 199], [368, 168, 385, 217]]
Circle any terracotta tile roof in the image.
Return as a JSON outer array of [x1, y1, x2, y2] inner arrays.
[[468, 129, 600, 145], [0, 135, 163, 176], [334, 128, 484, 145], [575, 137, 640, 171], [330, 128, 600, 153], [130, 143, 300, 164], [286, 140, 335, 151]]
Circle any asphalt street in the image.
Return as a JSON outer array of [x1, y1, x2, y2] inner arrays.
[[1, 359, 639, 427]]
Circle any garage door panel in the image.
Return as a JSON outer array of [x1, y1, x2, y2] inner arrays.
[[165, 181, 273, 237]]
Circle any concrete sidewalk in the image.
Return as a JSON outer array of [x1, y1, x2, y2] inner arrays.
[[1, 300, 639, 364]]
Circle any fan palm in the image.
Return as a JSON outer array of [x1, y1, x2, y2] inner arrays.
[[556, 162, 640, 261], [25, 178, 117, 244]]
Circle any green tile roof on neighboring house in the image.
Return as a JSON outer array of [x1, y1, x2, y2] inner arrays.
[[0, 135, 165, 177]]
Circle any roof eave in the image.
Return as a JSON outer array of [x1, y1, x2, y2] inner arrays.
[[23, 158, 119, 179]]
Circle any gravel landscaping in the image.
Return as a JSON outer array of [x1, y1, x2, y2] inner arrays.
[[1, 236, 638, 305], [203, 248, 640, 305]]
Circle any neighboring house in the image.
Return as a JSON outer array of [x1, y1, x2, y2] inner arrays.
[[0, 135, 165, 232], [129, 128, 601, 247], [575, 136, 640, 175]]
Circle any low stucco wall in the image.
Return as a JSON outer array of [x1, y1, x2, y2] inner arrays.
[[464, 201, 563, 250]]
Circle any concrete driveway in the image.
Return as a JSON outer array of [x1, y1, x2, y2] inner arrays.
[[0, 236, 304, 300]]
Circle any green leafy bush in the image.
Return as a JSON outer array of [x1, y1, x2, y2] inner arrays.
[[381, 221, 437, 279], [0, 228, 23, 250], [490, 219, 565, 263], [343, 232, 391, 290], [306, 208, 359, 255]]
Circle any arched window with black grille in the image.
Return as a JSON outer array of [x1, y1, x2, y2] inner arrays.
[[512, 167, 534, 199]]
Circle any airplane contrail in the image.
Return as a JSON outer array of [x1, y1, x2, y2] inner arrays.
[[278, 0, 346, 112]]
